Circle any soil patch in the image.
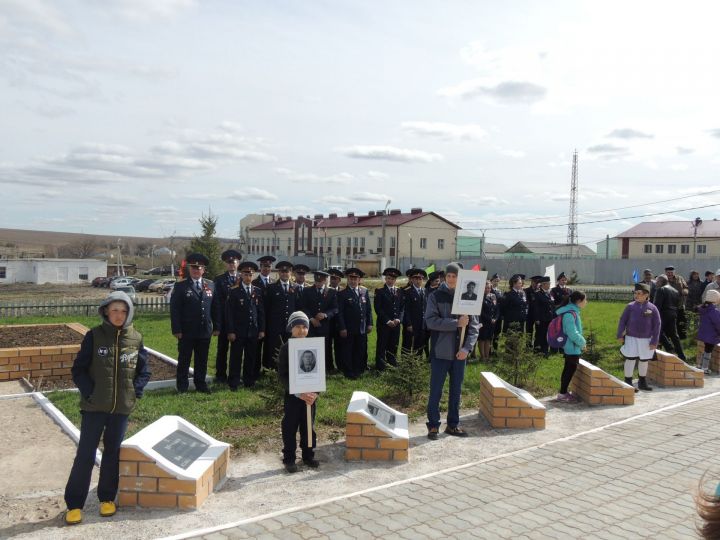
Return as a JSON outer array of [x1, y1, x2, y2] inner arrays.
[[0, 324, 83, 348]]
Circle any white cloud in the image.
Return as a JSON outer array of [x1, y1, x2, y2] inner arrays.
[[318, 191, 389, 204], [275, 168, 354, 184], [110, 0, 197, 22], [439, 80, 546, 104], [606, 128, 654, 139], [367, 170, 389, 180], [228, 188, 278, 200], [401, 121, 486, 141], [341, 145, 443, 163], [496, 148, 525, 158], [0, 0, 74, 36]]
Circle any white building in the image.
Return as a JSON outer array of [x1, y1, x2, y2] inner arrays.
[[0, 259, 107, 284]]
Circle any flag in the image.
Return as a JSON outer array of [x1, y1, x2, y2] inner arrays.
[[425, 263, 435, 274], [472, 264, 481, 271], [632, 269, 639, 283]]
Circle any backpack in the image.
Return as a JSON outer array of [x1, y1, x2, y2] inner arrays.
[[547, 311, 577, 348]]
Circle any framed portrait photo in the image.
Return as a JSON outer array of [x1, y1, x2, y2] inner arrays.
[[451, 269, 488, 316], [288, 336, 326, 394]]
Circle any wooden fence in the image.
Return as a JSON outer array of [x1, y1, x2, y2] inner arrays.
[[0, 296, 170, 318]]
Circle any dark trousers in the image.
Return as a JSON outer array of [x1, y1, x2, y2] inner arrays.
[[339, 333, 368, 377], [426, 357, 466, 429], [281, 393, 316, 463], [560, 354, 580, 393], [254, 337, 265, 378], [230, 336, 258, 387], [215, 332, 230, 381], [660, 313, 686, 360], [533, 321, 551, 355], [325, 334, 335, 371], [376, 323, 400, 370], [64, 411, 128, 509], [177, 336, 210, 391], [402, 325, 426, 355], [677, 309, 687, 339], [263, 332, 287, 371]]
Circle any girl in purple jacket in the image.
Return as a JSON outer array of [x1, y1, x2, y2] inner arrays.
[[697, 289, 720, 374]]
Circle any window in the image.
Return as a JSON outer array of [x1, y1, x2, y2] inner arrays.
[[0, 266, 5, 279], [353, 237, 358, 247], [319, 237, 324, 248], [378, 237, 383, 250], [698, 244, 707, 254], [438, 239, 445, 250], [390, 237, 396, 248], [79, 267, 88, 280], [360, 237, 365, 248], [655, 245, 663, 254], [667, 245, 676, 254], [643, 244, 652, 254], [346, 237, 351, 247], [681, 244, 689, 254], [420, 238, 427, 249]]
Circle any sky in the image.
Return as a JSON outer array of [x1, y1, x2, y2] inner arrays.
[[2, 0, 720, 249]]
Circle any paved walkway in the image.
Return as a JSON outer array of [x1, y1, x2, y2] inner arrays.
[[188, 394, 718, 540]]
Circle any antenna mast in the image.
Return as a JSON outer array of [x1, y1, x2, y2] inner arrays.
[[567, 150, 578, 256]]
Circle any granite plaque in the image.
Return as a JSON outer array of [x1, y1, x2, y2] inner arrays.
[[152, 429, 210, 470]]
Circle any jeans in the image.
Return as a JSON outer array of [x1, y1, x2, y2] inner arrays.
[[64, 411, 129, 509], [426, 357, 466, 429]]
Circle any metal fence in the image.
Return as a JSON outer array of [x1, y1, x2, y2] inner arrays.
[[0, 296, 170, 318]]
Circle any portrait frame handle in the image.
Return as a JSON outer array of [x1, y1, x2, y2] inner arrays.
[[306, 403, 312, 443]]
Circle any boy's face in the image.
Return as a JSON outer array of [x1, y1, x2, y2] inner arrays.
[[291, 324, 308, 338], [105, 301, 128, 328], [445, 272, 458, 289], [634, 290, 649, 302], [385, 275, 397, 286]]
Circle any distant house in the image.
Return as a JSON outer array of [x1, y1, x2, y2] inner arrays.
[[504, 241, 595, 259], [0, 259, 107, 284], [602, 220, 720, 259], [456, 233, 507, 259]]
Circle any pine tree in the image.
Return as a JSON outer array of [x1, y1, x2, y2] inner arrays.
[[187, 210, 223, 279]]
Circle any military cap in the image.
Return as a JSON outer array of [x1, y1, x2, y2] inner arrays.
[[510, 273, 526, 282], [221, 249, 242, 262], [557, 272, 567, 280], [186, 253, 209, 267], [275, 260, 293, 271], [327, 268, 344, 278], [539, 276, 551, 283], [428, 270, 445, 281], [344, 267, 365, 278], [239, 261, 259, 272], [382, 267, 401, 278], [664, 265, 675, 271], [293, 264, 310, 273], [491, 273, 499, 280], [258, 255, 277, 264], [313, 270, 329, 279], [529, 275, 543, 281], [705, 270, 715, 278], [406, 268, 427, 279]]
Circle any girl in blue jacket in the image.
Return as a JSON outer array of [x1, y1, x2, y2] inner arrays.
[[555, 290, 588, 403]]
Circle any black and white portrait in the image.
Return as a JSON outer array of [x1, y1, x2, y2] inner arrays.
[[461, 280, 478, 301], [452, 269, 488, 315], [288, 337, 326, 393], [298, 349, 317, 374]]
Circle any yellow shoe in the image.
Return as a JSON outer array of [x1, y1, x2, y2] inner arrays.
[[99, 501, 116, 517], [65, 508, 82, 525]]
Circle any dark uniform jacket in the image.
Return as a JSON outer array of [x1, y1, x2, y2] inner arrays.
[[502, 289, 529, 324], [226, 283, 265, 337], [213, 272, 238, 333], [402, 285, 427, 331], [337, 286, 373, 334], [264, 280, 299, 336], [654, 284, 681, 316], [300, 286, 339, 336], [531, 290, 556, 323], [170, 278, 216, 338], [252, 274, 272, 292], [374, 285, 404, 327]]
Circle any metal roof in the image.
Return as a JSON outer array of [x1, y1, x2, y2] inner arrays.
[[616, 220, 720, 238], [250, 211, 461, 231]]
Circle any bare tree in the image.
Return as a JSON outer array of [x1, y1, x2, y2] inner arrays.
[[61, 237, 98, 258]]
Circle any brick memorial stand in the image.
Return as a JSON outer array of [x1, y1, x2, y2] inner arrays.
[[345, 391, 409, 462], [695, 341, 720, 373], [118, 415, 229, 510], [648, 349, 704, 388], [478, 372, 546, 429], [569, 359, 635, 405]]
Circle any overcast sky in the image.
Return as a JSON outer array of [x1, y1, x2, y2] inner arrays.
[[2, 0, 720, 249]]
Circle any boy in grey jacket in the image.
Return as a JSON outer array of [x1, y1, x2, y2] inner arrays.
[[425, 263, 480, 439]]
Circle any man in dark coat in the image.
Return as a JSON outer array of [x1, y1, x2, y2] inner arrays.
[[292, 264, 310, 294], [262, 261, 298, 371], [226, 261, 265, 389], [300, 270, 338, 367], [374, 267, 404, 371], [336, 268, 373, 378], [327, 268, 345, 371], [170, 253, 218, 393], [212, 249, 241, 384], [402, 268, 428, 355], [501, 274, 528, 333], [490, 273, 503, 352], [252, 255, 275, 379], [531, 276, 555, 355], [524, 275, 542, 338], [654, 274, 686, 360]]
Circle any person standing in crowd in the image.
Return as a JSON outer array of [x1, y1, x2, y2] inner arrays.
[[550, 272, 572, 307], [702, 270, 720, 302], [277, 311, 319, 473], [502, 274, 528, 333], [262, 261, 297, 371], [63, 291, 150, 525], [654, 274, 686, 360], [252, 255, 275, 380], [490, 273, 504, 352], [292, 264, 310, 293], [326, 268, 345, 372], [532, 276, 556, 356], [617, 283, 661, 392], [476, 281, 499, 361], [639, 269, 657, 302], [402, 268, 428, 355], [665, 266, 689, 338], [425, 263, 479, 440], [702, 271, 715, 294], [336, 268, 373, 379], [426, 270, 444, 292], [687, 270, 705, 312], [212, 249, 241, 385], [328, 268, 344, 291], [524, 275, 542, 338], [555, 290, 588, 403], [226, 261, 265, 390], [300, 270, 338, 369], [374, 267, 404, 371], [697, 289, 720, 374], [170, 253, 217, 394]]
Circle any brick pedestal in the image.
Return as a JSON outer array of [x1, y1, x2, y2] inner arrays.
[[569, 359, 635, 405], [648, 349, 704, 388], [478, 372, 545, 429], [695, 341, 720, 372], [345, 392, 409, 462]]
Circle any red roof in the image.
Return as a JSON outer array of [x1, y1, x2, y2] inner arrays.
[[250, 211, 460, 231], [616, 221, 720, 238]]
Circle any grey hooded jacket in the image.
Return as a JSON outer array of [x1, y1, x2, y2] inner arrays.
[[424, 283, 479, 361]]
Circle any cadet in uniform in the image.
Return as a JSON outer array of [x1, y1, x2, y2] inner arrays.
[[551, 272, 572, 308], [226, 261, 265, 389], [336, 268, 373, 379], [252, 255, 275, 379], [170, 253, 217, 394], [374, 267, 404, 370], [524, 275, 542, 338], [212, 249, 241, 384], [262, 261, 297, 370], [402, 268, 428, 355], [292, 264, 310, 293], [327, 268, 345, 371], [490, 273, 504, 352], [531, 276, 555, 355], [501, 274, 528, 333], [300, 270, 338, 368]]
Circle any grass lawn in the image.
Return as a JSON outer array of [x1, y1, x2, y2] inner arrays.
[[2, 300, 702, 454]]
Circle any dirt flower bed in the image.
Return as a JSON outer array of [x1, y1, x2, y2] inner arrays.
[[0, 324, 83, 348]]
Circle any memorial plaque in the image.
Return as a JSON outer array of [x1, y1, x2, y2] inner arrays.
[[152, 429, 210, 469], [367, 403, 396, 428]]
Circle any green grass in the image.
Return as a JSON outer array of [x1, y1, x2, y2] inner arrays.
[[3, 301, 702, 453]]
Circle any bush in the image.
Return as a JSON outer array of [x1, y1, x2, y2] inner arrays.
[[491, 326, 540, 389], [383, 348, 430, 406]]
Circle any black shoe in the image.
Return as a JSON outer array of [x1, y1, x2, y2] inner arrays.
[[177, 387, 188, 394], [229, 386, 238, 392], [196, 386, 212, 394], [303, 458, 320, 468], [624, 377, 639, 393], [427, 426, 439, 440], [444, 426, 469, 437], [284, 462, 298, 473], [638, 377, 653, 391]]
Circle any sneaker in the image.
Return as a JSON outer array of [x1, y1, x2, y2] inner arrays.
[[99, 501, 116, 517], [427, 426, 439, 440], [567, 392, 581, 402], [284, 462, 298, 473], [303, 458, 320, 468], [556, 393, 573, 402], [65, 508, 82, 525], [704, 369, 712, 375], [444, 426, 469, 437]]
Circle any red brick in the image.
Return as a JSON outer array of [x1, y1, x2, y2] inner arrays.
[[178, 494, 201, 510], [346, 412, 373, 424], [138, 493, 177, 508], [505, 418, 533, 429], [118, 491, 137, 507], [138, 462, 174, 478], [378, 438, 409, 450], [119, 476, 157, 492], [362, 449, 391, 460], [345, 448, 362, 461], [119, 461, 137, 476], [393, 450, 408, 461], [120, 448, 154, 462], [345, 424, 362, 436], [158, 478, 197, 494], [361, 425, 390, 437], [346, 436, 379, 449]]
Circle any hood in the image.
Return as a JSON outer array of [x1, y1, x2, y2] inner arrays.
[[98, 290, 134, 329], [555, 303, 579, 316]]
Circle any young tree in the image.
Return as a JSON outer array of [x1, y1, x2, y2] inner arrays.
[[187, 210, 223, 279]]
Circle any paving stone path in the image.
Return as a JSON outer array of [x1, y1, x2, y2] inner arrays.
[[190, 394, 718, 540]]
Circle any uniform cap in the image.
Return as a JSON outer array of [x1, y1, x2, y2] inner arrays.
[[221, 249, 242, 262], [257, 255, 277, 264], [186, 253, 209, 267], [275, 260, 293, 271], [344, 267, 365, 278], [382, 267, 401, 277], [293, 264, 310, 273], [239, 261, 259, 272], [406, 268, 427, 279]]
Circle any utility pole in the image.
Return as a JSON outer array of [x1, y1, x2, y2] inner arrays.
[[116, 238, 123, 276], [567, 150, 579, 258], [692, 217, 703, 260], [381, 199, 391, 269], [408, 233, 413, 269]]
